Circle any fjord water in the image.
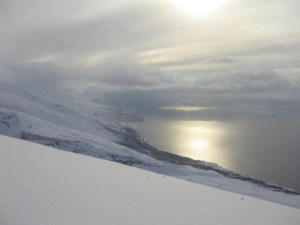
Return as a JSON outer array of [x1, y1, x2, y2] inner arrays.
[[137, 110, 300, 191]]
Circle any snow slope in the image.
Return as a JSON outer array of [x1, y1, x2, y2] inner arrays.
[[1, 135, 299, 225]]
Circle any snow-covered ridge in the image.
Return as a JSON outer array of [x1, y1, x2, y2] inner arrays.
[[1, 83, 300, 209], [1, 135, 300, 225]]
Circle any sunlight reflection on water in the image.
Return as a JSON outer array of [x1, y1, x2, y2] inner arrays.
[[169, 120, 229, 166]]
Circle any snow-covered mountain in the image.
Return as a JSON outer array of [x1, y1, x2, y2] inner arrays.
[[1, 83, 300, 209], [1, 136, 300, 225]]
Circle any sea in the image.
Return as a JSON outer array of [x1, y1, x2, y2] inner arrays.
[[137, 107, 300, 191]]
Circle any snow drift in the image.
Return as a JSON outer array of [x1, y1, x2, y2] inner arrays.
[[1, 135, 300, 225]]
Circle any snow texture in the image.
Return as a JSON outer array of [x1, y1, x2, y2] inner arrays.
[[1, 135, 300, 225]]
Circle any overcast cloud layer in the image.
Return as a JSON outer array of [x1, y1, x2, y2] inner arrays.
[[1, 0, 300, 113]]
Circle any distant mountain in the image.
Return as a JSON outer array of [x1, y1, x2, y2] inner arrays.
[[0, 83, 300, 208], [0, 83, 148, 164]]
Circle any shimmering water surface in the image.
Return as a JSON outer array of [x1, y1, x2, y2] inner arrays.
[[137, 110, 300, 190]]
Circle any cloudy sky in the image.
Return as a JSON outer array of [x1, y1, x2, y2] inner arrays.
[[1, 0, 300, 113]]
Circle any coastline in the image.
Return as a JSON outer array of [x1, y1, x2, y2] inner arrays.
[[111, 124, 300, 195]]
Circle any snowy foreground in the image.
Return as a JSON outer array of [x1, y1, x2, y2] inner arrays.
[[1, 136, 300, 225]]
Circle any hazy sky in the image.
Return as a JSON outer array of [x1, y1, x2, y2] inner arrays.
[[1, 0, 300, 113]]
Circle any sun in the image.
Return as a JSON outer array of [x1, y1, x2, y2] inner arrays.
[[169, 0, 229, 14]]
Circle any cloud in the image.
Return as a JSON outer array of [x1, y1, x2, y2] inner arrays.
[[0, 0, 300, 114], [90, 63, 163, 88], [0, 0, 181, 64], [2, 62, 77, 99], [188, 70, 292, 93], [80, 62, 298, 114], [205, 56, 234, 64]]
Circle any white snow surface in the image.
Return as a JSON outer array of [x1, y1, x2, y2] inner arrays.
[[1, 135, 300, 225]]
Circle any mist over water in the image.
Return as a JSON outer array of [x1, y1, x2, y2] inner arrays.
[[137, 108, 300, 191]]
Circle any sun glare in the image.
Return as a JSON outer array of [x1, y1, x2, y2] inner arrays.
[[169, 0, 229, 14], [189, 139, 209, 150]]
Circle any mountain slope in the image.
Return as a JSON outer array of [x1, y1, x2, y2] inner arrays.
[[1, 83, 300, 209], [1, 135, 299, 225], [0, 83, 147, 162]]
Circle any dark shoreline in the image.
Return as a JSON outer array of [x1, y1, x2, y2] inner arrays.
[[111, 125, 300, 195]]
